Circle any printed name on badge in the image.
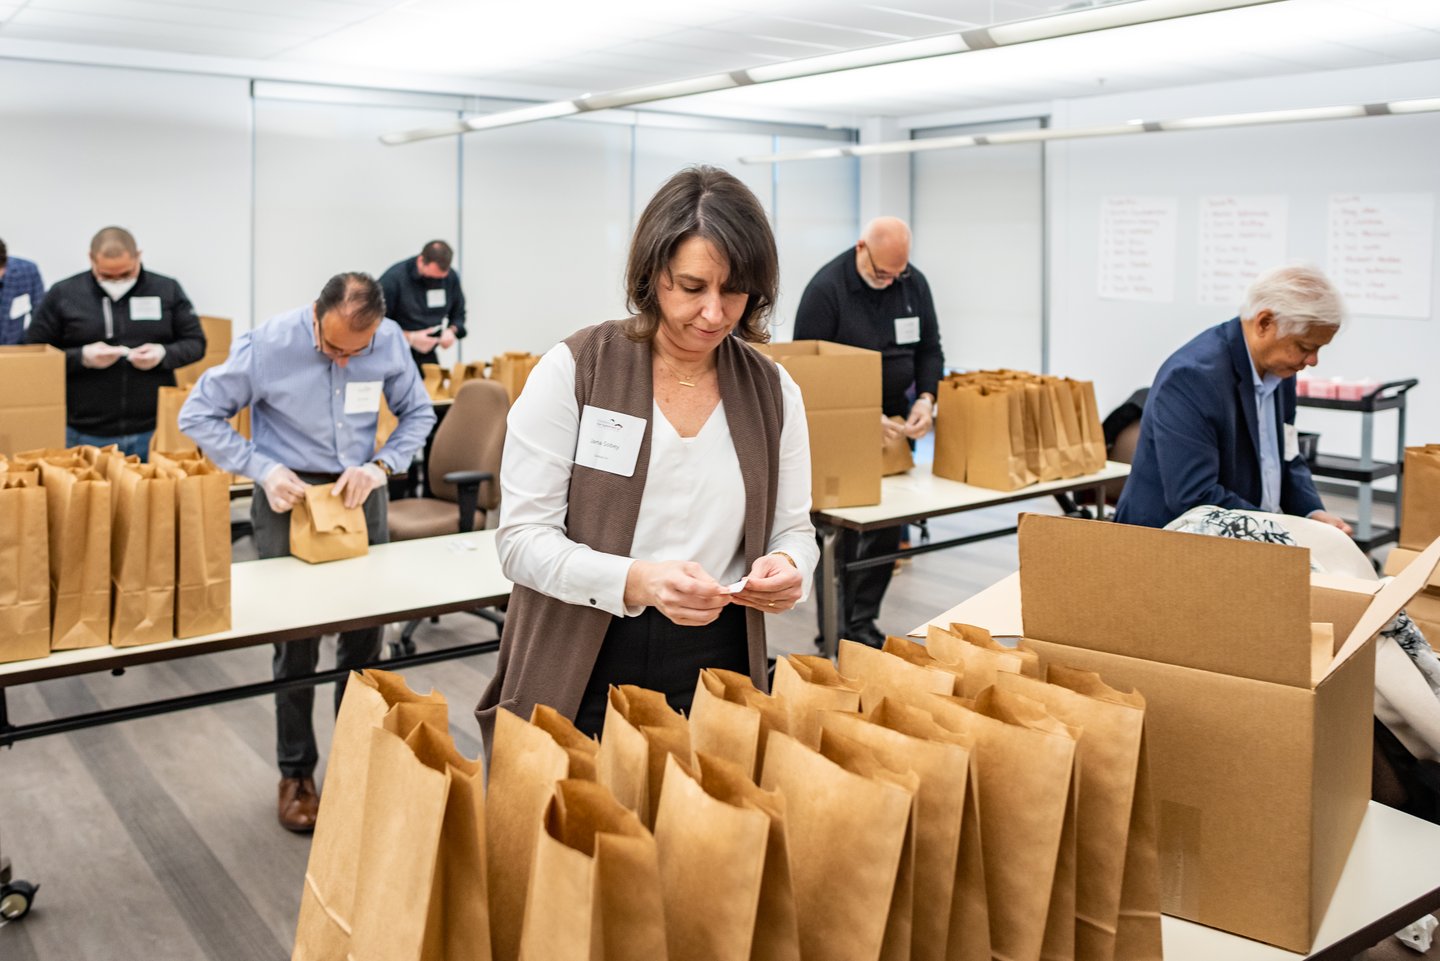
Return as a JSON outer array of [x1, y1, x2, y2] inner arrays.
[[344, 381, 384, 415], [130, 296, 163, 321], [426, 288, 447, 309], [894, 316, 920, 345], [574, 404, 646, 477]]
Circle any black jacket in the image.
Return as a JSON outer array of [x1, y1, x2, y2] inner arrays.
[[793, 249, 944, 418], [25, 267, 205, 436], [379, 258, 467, 366]]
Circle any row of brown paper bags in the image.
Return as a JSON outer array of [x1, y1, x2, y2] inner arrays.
[[293, 627, 1162, 961], [933, 370, 1107, 491], [420, 352, 540, 405], [0, 447, 231, 663]]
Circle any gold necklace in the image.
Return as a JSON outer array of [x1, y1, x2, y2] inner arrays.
[[657, 355, 710, 388]]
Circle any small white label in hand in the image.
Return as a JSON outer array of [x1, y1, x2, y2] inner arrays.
[[724, 577, 749, 594]]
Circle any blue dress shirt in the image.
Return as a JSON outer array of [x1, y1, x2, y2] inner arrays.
[[1247, 352, 1283, 513], [177, 305, 435, 482], [0, 256, 46, 345]]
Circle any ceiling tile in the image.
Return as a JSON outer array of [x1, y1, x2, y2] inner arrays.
[[25, 0, 333, 36]]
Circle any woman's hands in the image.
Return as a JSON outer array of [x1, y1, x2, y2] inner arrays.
[[732, 553, 803, 614], [625, 560, 731, 626], [625, 553, 803, 625]]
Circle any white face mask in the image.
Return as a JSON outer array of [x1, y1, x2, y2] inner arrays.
[[97, 276, 137, 300]]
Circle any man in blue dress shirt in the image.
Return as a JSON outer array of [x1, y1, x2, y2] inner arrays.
[[1116, 264, 1352, 535], [179, 271, 435, 831]]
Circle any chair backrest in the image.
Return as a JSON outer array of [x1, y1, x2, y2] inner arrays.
[[428, 378, 508, 509]]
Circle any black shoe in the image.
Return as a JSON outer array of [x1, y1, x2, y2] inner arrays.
[[847, 624, 886, 650]]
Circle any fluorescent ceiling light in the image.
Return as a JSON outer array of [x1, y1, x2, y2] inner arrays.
[[382, 0, 1281, 145], [736, 97, 1440, 164]]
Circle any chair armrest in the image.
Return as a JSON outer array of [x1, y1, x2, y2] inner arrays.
[[444, 471, 493, 534]]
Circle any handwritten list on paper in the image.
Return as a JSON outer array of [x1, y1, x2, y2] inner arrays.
[[1099, 196, 1177, 302], [1327, 193, 1435, 318], [1198, 195, 1288, 307]]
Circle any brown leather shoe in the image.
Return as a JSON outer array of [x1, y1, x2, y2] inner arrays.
[[278, 776, 320, 833]]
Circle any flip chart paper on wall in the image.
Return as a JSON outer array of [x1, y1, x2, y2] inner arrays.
[[1098, 195, 1177, 303], [1198, 195, 1288, 308], [1327, 193, 1435, 319]]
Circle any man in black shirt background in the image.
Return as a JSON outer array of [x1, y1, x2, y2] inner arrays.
[[378, 240, 467, 368], [794, 216, 944, 647], [25, 226, 205, 459]]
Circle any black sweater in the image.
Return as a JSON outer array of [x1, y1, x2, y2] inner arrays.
[[25, 267, 205, 436]]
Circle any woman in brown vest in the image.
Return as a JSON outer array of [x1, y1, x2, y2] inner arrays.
[[476, 166, 818, 743]]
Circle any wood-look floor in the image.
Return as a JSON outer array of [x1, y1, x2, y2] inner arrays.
[[0, 494, 1415, 960]]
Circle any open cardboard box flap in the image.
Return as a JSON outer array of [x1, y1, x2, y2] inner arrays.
[[1014, 514, 1440, 688], [1385, 547, 1440, 592]]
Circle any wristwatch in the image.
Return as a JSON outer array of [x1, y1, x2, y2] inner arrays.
[[371, 460, 393, 477]]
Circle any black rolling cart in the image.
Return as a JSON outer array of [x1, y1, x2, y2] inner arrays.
[[1299, 378, 1419, 553]]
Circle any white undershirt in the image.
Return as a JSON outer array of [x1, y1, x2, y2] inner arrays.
[[497, 341, 817, 618]]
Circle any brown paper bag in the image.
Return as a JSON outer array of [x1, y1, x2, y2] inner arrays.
[[995, 667, 1150, 961], [1044, 378, 1086, 478], [597, 685, 691, 828], [151, 451, 232, 637], [919, 687, 1078, 961], [654, 753, 773, 961], [689, 668, 771, 781], [925, 625, 1028, 698], [946, 623, 1041, 677], [932, 377, 969, 483], [0, 472, 50, 663], [1067, 379, 1107, 474], [152, 385, 195, 454], [837, 638, 958, 712], [882, 417, 914, 476], [1029, 661, 1165, 961], [290, 483, 369, 564], [691, 753, 802, 961], [519, 778, 668, 961], [868, 699, 991, 961], [293, 669, 450, 961], [348, 721, 490, 961], [1402, 445, 1440, 550], [770, 654, 863, 749], [761, 730, 916, 961], [487, 705, 598, 961], [959, 383, 1036, 491], [451, 361, 488, 393], [39, 460, 111, 649], [882, 635, 967, 686], [421, 363, 451, 401], [818, 708, 977, 961], [1024, 382, 1065, 482], [490, 351, 541, 404], [109, 462, 177, 646]]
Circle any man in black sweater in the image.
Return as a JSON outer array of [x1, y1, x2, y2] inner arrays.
[[25, 226, 205, 459], [378, 240, 467, 368], [794, 216, 944, 647]]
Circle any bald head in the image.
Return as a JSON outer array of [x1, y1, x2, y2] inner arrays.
[[90, 226, 138, 259], [856, 217, 912, 290]]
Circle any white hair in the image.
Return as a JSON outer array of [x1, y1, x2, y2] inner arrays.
[[1241, 265, 1345, 337]]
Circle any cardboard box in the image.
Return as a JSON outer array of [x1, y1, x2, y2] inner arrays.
[[0, 345, 65, 456], [174, 316, 232, 389], [1012, 514, 1440, 953], [1384, 547, 1440, 644], [757, 340, 882, 509]]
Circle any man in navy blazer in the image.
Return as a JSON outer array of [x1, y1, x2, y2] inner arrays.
[[1116, 265, 1352, 533]]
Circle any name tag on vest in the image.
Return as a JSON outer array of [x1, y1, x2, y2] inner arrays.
[[575, 404, 645, 477]]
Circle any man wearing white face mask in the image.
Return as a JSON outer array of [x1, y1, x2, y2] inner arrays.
[[25, 226, 205, 458]]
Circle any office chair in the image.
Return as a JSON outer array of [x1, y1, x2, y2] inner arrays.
[[387, 377, 508, 655]]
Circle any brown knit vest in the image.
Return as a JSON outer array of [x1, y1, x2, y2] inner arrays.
[[475, 320, 785, 749]]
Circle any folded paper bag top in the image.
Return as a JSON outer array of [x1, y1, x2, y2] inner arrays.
[[290, 483, 369, 564]]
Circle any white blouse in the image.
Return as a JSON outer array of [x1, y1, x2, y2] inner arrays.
[[496, 341, 818, 618]]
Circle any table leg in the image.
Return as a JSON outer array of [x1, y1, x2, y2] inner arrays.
[[1093, 483, 1108, 520], [819, 525, 843, 662]]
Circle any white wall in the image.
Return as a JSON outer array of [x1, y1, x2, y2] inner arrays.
[[0, 59, 251, 325], [1045, 59, 1440, 465], [772, 135, 859, 341]]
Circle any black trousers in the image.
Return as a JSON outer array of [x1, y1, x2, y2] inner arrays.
[[573, 605, 749, 739], [251, 474, 390, 779], [815, 524, 903, 646]]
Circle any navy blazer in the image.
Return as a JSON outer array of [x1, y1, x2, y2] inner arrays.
[[1115, 318, 1323, 528]]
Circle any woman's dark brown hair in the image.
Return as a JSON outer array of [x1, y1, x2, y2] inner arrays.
[[623, 165, 778, 344]]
